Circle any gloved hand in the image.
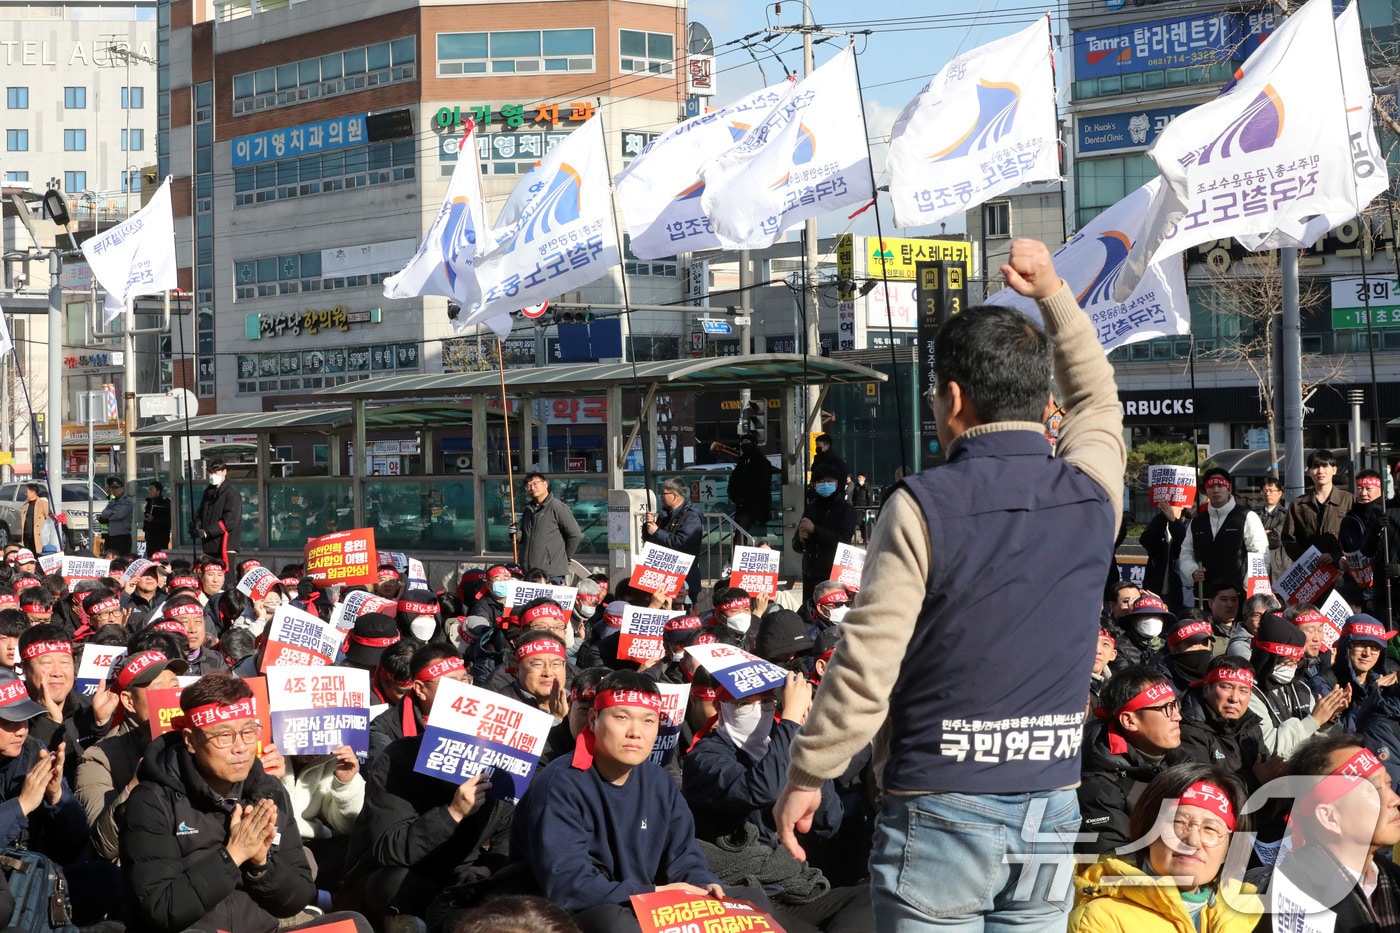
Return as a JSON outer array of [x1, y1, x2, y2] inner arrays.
[[509, 523, 519, 537], [188, 521, 200, 538], [1386, 563, 1400, 580]]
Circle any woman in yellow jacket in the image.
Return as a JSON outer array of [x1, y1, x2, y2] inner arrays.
[[1070, 763, 1263, 933]]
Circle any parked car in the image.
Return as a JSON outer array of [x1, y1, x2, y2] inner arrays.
[[0, 480, 107, 551]]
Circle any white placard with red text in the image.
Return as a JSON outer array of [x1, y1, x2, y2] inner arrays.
[[412, 678, 553, 803], [262, 603, 343, 670], [1276, 546, 1341, 606], [38, 552, 64, 575], [329, 591, 398, 631], [75, 646, 127, 698], [1246, 554, 1273, 598], [619, 605, 681, 663], [829, 543, 864, 591], [730, 546, 779, 598], [61, 556, 109, 582], [1317, 591, 1353, 654], [237, 566, 278, 600], [628, 542, 694, 599], [1148, 465, 1196, 508]]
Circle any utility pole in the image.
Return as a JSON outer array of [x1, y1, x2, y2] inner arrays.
[[103, 41, 158, 486]]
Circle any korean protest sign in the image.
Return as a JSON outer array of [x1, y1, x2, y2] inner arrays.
[[262, 603, 345, 670], [649, 682, 691, 767], [267, 665, 372, 756], [1276, 546, 1341, 606], [75, 645, 126, 698], [619, 605, 680, 663], [829, 543, 864, 591], [1148, 465, 1196, 508], [683, 643, 788, 699], [629, 543, 694, 599], [412, 678, 553, 803], [730, 546, 779, 598], [305, 529, 379, 587], [630, 890, 787, 933]]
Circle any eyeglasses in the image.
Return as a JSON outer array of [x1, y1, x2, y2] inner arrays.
[[1139, 701, 1182, 720], [523, 659, 566, 672], [1169, 816, 1229, 848], [200, 725, 260, 749]]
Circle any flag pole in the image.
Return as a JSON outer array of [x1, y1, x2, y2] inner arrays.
[[850, 42, 911, 477], [496, 338, 519, 564]]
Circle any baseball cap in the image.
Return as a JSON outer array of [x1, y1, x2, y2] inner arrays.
[[754, 609, 814, 661], [114, 650, 189, 692], [0, 679, 44, 722]]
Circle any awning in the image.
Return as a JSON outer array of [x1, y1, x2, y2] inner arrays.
[[131, 401, 529, 438], [312, 353, 888, 400]]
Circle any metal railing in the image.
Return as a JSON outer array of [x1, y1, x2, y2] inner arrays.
[[701, 512, 754, 583]]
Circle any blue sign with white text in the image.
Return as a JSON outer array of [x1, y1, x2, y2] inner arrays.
[[1077, 105, 1192, 154], [1074, 11, 1239, 80], [233, 114, 369, 167]]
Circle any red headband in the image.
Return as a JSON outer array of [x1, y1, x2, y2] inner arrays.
[[19, 603, 48, 614], [516, 638, 566, 662], [665, 615, 702, 633], [1252, 637, 1306, 659], [0, 679, 30, 709], [13, 579, 40, 592], [21, 640, 71, 661], [1346, 621, 1397, 641], [593, 689, 663, 713], [717, 597, 751, 613], [1179, 781, 1236, 831], [116, 651, 167, 692], [414, 655, 465, 682], [280, 576, 300, 588], [1358, 475, 1383, 489], [169, 575, 200, 589], [691, 684, 719, 701], [1304, 748, 1386, 809], [1093, 681, 1175, 755], [1168, 620, 1212, 646], [1205, 476, 1231, 490], [399, 599, 437, 616], [816, 590, 849, 607], [1099, 630, 1117, 644], [185, 698, 257, 729], [569, 683, 599, 704], [152, 619, 188, 636], [378, 568, 400, 579], [0, 594, 16, 609], [164, 603, 203, 619], [521, 604, 568, 626], [1200, 666, 1255, 688], [1291, 610, 1327, 627], [87, 597, 121, 615], [349, 633, 400, 648]]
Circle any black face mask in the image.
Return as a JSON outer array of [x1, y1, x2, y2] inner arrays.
[[1169, 650, 1213, 682]]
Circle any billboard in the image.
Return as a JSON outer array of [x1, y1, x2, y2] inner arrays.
[[1076, 105, 1192, 155], [1074, 11, 1239, 80]]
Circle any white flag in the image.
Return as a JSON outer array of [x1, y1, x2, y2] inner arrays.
[[986, 179, 1189, 353], [0, 304, 11, 357], [1237, 2, 1383, 251], [615, 80, 795, 259], [699, 46, 872, 250], [81, 177, 177, 325], [464, 116, 620, 335], [887, 19, 1059, 229], [1116, 0, 1354, 299], [383, 123, 489, 325]]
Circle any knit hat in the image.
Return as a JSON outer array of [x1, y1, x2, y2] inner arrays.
[[753, 609, 813, 661]]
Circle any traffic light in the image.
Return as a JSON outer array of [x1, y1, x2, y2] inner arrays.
[[556, 311, 596, 324]]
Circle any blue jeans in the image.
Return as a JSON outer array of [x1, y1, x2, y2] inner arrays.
[[869, 789, 1081, 933]]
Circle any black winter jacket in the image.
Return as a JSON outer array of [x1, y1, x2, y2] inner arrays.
[[1075, 720, 1170, 855], [117, 733, 314, 933], [1168, 696, 1265, 789], [0, 737, 88, 865]]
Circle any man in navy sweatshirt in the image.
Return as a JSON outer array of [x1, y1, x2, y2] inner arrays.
[[512, 670, 774, 933]]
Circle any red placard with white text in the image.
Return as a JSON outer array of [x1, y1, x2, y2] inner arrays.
[[237, 566, 278, 601], [629, 890, 787, 933], [305, 529, 379, 587], [629, 543, 694, 599], [729, 545, 779, 598], [1276, 546, 1341, 606], [1245, 554, 1273, 598], [147, 677, 273, 757]]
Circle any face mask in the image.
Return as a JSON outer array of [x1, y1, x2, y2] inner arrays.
[[814, 482, 837, 498], [576, 602, 597, 619], [717, 701, 774, 760], [671, 650, 684, 663], [725, 612, 752, 635], [1270, 665, 1297, 685], [1169, 650, 1213, 681], [1135, 618, 1164, 639], [410, 616, 436, 642], [491, 581, 509, 599], [209, 473, 224, 487], [826, 606, 850, 624]]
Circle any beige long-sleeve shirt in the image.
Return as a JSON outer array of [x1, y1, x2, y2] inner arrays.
[[787, 282, 1126, 791]]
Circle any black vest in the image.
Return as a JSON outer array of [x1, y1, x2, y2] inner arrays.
[[893, 430, 1115, 794], [1190, 506, 1248, 587]]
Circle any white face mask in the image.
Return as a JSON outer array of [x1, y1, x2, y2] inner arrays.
[[725, 612, 753, 635], [409, 616, 436, 642], [1270, 665, 1297, 685], [1135, 618, 1164, 639], [826, 606, 850, 624], [717, 701, 774, 760], [209, 473, 224, 487], [576, 602, 597, 619]]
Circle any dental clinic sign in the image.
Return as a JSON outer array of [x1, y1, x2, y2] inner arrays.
[[1077, 106, 1191, 155]]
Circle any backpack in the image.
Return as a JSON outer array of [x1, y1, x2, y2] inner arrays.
[[0, 847, 78, 932]]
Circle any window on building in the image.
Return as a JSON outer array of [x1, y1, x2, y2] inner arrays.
[[619, 30, 674, 75], [231, 38, 415, 114], [232, 138, 416, 206], [5, 88, 27, 109], [121, 87, 145, 109], [121, 129, 144, 151], [5, 130, 27, 151], [64, 87, 86, 109], [982, 201, 1011, 238], [1072, 61, 1236, 102], [436, 29, 594, 76], [63, 171, 86, 192], [1074, 153, 1156, 229], [622, 235, 678, 277], [4, 171, 27, 182], [63, 129, 86, 151]]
